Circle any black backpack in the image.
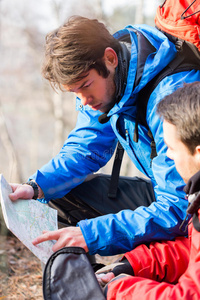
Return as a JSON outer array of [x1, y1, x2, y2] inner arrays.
[[43, 247, 105, 300]]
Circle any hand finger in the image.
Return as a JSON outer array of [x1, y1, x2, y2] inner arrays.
[[101, 272, 115, 283], [51, 234, 67, 252], [52, 241, 63, 252], [32, 231, 59, 245]]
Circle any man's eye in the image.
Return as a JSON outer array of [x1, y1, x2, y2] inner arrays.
[[84, 82, 91, 88]]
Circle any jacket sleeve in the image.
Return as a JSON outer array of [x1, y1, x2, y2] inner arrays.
[[106, 232, 200, 300], [106, 268, 200, 300], [30, 104, 117, 202], [124, 237, 190, 283]]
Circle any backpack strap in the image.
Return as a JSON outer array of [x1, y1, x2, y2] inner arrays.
[[108, 29, 156, 199], [134, 38, 200, 163], [136, 38, 200, 130], [108, 141, 124, 199]]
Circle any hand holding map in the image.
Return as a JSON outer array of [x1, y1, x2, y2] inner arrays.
[[0, 174, 58, 264]]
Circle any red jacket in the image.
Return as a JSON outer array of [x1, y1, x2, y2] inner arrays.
[[106, 210, 200, 299]]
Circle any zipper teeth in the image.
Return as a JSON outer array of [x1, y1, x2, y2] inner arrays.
[[156, 13, 198, 31]]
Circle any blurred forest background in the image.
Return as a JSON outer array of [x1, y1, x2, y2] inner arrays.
[[0, 0, 162, 184], [0, 0, 162, 298]]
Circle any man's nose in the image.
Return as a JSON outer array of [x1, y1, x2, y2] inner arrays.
[[77, 93, 92, 106]]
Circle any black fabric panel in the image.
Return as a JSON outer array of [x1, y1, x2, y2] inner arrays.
[[48, 174, 156, 227], [43, 247, 105, 300]]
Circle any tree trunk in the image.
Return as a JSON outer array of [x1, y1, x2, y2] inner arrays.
[[52, 92, 64, 156], [0, 104, 22, 183], [135, 0, 144, 24]]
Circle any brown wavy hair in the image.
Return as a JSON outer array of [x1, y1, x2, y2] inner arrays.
[[42, 15, 121, 91]]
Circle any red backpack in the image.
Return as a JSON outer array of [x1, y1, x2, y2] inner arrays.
[[155, 0, 200, 51]]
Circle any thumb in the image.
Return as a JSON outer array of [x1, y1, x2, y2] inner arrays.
[[9, 184, 34, 201], [9, 192, 19, 201]]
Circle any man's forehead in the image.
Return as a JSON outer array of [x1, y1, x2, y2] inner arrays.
[[163, 120, 179, 143], [63, 81, 85, 93], [163, 120, 182, 146]]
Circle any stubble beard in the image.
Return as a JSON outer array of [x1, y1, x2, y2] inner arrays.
[[100, 73, 116, 113]]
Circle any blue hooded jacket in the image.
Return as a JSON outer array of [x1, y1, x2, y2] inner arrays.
[[31, 24, 200, 255]]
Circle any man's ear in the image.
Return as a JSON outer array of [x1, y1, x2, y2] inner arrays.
[[195, 145, 200, 167], [104, 47, 118, 68]]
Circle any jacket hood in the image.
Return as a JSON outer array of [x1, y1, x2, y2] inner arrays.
[[108, 24, 177, 116]]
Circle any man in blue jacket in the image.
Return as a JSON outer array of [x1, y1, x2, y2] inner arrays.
[[10, 16, 200, 256]]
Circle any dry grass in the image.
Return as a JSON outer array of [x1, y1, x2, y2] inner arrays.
[[0, 235, 122, 299], [0, 236, 43, 300]]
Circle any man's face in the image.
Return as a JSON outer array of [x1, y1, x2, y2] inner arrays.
[[63, 68, 116, 113], [63, 47, 118, 113], [163, 120, 200, 183]]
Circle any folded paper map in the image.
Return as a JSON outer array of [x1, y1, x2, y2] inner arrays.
[[0, 174, 58, 264]]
